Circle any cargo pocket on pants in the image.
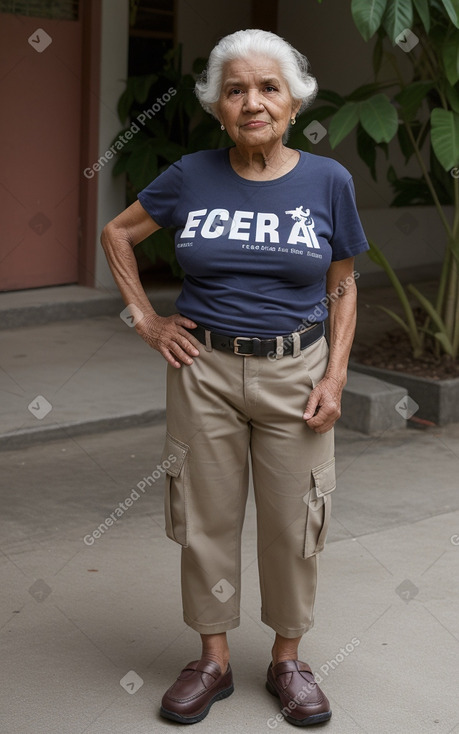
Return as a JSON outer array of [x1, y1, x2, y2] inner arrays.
[[161, 433, 190, 547], [303, 457, 336, 559]]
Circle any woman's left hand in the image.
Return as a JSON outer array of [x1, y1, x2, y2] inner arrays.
[[302, 376, 343, 433]]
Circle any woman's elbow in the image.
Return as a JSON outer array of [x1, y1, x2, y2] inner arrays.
[[100, 220, 129, 254]]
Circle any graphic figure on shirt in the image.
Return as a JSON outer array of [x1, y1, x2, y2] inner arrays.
[[285, 205, 320, 249]]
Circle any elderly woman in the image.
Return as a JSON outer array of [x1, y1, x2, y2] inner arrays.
[[101, 28, 368, 727]]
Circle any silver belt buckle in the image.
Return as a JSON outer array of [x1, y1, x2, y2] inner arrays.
[[233, 336, 254, 355]]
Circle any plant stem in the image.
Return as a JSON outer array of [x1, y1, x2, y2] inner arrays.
[[450, 178, 459, 356], [417, 34, 438, 82], [404, 123, 453, 239], [369, 239, 423, 356], [444, 256, 457, 340], [436, 244, 452, 314]]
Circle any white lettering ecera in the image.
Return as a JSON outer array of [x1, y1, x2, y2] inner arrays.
[[180, 209, 320, 247]]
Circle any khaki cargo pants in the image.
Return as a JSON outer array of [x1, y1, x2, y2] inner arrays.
[[161, 334, 336, 639]]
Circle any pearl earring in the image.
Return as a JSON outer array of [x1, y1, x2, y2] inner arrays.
[[220, 124, 225, 131], [290, 117, 296, 126]]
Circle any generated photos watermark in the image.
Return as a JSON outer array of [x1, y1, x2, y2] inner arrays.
[[395, 579, 419, 603], [120, 304, 144, 327], [28, 395, 53, 420], [84, 86, 177, 179], [211, 578, 236, 603], [395, 28, 419, 52], [28, 28, 52, 53], [120, 670, 144, 694], [303, 120, 327, 144], [83, 454, 176, 546], [395, 396, 419, 420]]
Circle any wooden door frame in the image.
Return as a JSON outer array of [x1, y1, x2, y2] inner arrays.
[[78, 0, 102, 287]]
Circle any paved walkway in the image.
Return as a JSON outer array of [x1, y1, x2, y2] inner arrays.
[[1, 420, 459, 733]]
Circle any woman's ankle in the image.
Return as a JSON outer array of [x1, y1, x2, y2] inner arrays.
[[200, 633, 230, 673], [271, 633, 302, 666]]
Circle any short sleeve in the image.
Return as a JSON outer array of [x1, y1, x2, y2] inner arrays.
[[330, 178, 369, 261], [137, 159, 183, 229]]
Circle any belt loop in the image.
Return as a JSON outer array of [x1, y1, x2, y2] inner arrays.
[[292, 331, 301, 358], [204, 329, 212, 352], [275, 335, 284, 360]]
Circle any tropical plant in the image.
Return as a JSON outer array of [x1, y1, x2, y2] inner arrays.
[[307, 0, 459, 359]]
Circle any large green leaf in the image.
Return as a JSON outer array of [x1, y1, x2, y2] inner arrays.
[[351, 0, 388, 40], [441, 0, 459, 27], [395, 81, 434, 121], [359, 94, 399, 142], [431, 108, 459, 169], [412, 0, 430, 31], [382, 0, 414, 43], [328, 102, 360, 148], [442, 32, 459, 85]]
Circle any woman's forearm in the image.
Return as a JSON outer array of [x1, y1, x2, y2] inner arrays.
[[324, 281, 357, 388], [101, 222, 158, 321]]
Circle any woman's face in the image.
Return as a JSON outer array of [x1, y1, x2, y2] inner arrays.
[[216, 55, 300, 150]]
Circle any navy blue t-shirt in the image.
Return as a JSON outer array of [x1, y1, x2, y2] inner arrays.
[[138, 148, 369, 337]]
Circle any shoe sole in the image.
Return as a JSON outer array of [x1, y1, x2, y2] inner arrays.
[[160, 684, 234, 724], [266, 679, 332, 726]]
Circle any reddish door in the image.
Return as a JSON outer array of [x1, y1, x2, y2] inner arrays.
[[0, 5, 82, 291]]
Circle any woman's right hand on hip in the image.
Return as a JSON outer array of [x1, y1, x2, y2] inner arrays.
[[135, 313, 200, 368]]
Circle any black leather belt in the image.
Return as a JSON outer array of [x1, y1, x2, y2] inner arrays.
[[187, 322, 325, 357]]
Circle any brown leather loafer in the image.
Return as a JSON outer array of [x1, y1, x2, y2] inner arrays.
[[160, 659, 233, 724], [266, 660, 331, 726]]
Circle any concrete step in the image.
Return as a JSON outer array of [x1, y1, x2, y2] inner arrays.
[[0, 284, 180, 330], [0, 314, 168, 451], [341, 370, 408, 434]]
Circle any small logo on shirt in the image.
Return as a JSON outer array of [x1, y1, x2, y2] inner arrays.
[[285, 205, 320, 249], [285, 205, 310, 222]]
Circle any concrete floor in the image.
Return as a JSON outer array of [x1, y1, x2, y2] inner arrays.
[[2, 420, 459, 734]]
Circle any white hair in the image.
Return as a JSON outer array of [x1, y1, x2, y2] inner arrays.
[[195, 29, 318, 118]]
